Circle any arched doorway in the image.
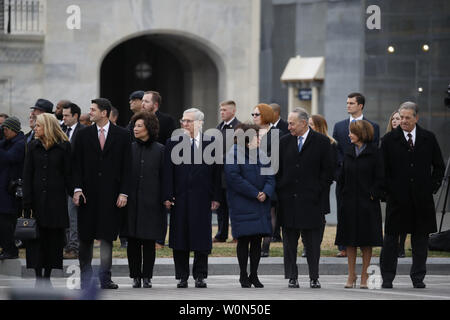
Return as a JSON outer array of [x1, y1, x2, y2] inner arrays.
[[100, 33, 220, 129]]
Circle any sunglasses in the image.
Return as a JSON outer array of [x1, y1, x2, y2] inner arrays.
[[251, 113, 261, 117]]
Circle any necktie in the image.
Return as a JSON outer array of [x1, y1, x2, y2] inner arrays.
[[407, 133, 413, 150], [66, 127, 72, 141], [99, 128, 106, 150], [298, 136, 303, 152]]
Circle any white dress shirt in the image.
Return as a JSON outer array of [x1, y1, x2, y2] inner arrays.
[[403, 126, 417, 145]]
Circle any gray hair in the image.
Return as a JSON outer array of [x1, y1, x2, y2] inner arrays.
[[184, 107, 204, 121], [399, 101, 419, 116], [291, 107, 309, 122]]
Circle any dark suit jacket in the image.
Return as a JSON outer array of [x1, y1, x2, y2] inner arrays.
[[162, 134, 221, 252], [217, 117, 241, 188], [273, 118, 289, 137], [276, 129, 333, 229], [156, 110, 176, 145], [67, 122, 85, 146], [72, 122, 132, 241], [332, 117, 380, 168], [381, 125, 445, 235]]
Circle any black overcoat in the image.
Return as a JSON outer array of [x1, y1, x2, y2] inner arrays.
[[276, 129, 333, 230], [381, 125, 445, 235], [121, 139, 167, 240], [22, 140, 72, 228], [335, 143, 384, 246], [162, 134, 221, 252], [72, 123, 132, 241]]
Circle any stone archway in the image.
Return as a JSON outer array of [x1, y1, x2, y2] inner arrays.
[[100, 32, 222, 129]]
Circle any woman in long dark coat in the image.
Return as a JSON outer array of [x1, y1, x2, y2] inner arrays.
[[225, 123, 275, 288], [22, 113, 72, 287], [122, 111, 166, 289], [335, 120, 384, 289]]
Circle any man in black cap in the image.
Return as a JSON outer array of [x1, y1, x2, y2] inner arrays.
[[25, 99, 54, 144], [126, 91, 145, 135], [0, 116, 25, 260]]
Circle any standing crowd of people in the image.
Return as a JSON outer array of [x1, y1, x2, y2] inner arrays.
[[0, 90, 445, 291]]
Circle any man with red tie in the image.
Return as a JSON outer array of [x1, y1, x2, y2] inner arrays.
[[72, 98, 131, 289]]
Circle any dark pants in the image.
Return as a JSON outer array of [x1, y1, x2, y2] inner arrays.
[[335, 182, 346, 252], [283, 226, 321, 280], [380, 233, 428, 284], [215, 188, 229, 241], [79, 239, 113, 287], [0, 214, 18, 255], [173, 249, 208, 280], [237, 235, 262, 277], [127, 237, 156, 278]]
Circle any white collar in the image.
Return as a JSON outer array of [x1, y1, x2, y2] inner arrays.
[[273, 117, 281, 127], [298, 128, 310, 142], [350, 114, 364, 122], [223, 117, 236, 127], [96, 121, 110, 133], [403, 126, 417, 140]]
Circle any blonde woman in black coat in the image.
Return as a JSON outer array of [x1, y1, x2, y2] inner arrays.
[[335, 120, 384, 289], [23, 113, 72, 288]]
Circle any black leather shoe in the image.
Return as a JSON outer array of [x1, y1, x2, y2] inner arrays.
[[239, 276, 251, 288], [288, 279, 299, 288], [177, 279, 188, 288], [310, 279, 321, 289], [143, 278, 152, 288], [249, 274, 264, 288], [382, 281, 393, 289], [101, 281, 119, 289], [398, 250, 406, 258], [195, 278, 207, 288], [132, 278, 141, 288], [0, 252, 19, 260], [261, 251, 269, 258], [413, 281, 426, 289]]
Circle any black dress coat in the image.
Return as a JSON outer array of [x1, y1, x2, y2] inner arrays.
[[276, 129, 333, 230], [162, 134, 221, 252], [381, 125, 445, 235], [335, 143, 384, 246], [22, 140, 72, 228], [72, 123, 132, 242], [0, 132, 25, 215], [121, 139, 167, 240], [273, 118, 289, 137]]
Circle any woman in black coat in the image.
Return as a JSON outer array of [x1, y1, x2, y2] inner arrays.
[[225, 123, 275, 288], [22, 113, 72, 287], [335, 120, 384, 289], [122, 111, 166, 289]]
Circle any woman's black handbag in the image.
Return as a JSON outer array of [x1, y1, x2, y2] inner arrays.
[[14, 210, 39, 240]]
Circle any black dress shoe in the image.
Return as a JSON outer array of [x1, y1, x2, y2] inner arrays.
[[132, 278, 141, 288], [101, 281, 119, 289], [398, 250, 406, 258], [382, 281, 393, 289], [288, 279, 299, 288], [239, 276, 251, 288], [0, 252, 19, 260], [301, 250, 307, 258], [310, 279, 321, 289], [249, 274, 264, 288], [413, 281, 426, 289], [195, 278, 207, 288], [143, 278, 152, 288], [261, 251, 269, 258], [177, 279, 188, 288]]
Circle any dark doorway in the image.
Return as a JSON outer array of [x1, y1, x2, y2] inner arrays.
[[100, 35, 185, 127]]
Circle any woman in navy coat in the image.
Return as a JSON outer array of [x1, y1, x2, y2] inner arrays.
[[225, 123, 275, 288]]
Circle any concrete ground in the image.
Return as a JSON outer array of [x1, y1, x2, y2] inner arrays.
[[1, 274, 450, 300]]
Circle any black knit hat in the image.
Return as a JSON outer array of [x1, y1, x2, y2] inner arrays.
[[2, 116, 21, 133]]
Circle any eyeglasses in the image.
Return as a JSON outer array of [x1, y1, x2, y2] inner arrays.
[[180, 119, 195, 124], [251, 113, 261, 117]]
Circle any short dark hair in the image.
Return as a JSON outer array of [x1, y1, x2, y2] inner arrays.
[[91, 98, 112, 117], [0, 113, 8, 119], [110, 106, 119, 118], [131, 111, 159, 143], [144, 91, 162, 106], [63, 102, 81, 120], [349, 120, 374, 143], [348, 92, 365, 108]]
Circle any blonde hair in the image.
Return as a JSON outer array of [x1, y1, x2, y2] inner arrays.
[[386, 110, 400, 133], [310, 114, 337, 145], [35, 113, 68, 149]]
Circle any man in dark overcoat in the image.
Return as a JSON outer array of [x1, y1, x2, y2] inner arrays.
[[163, 108, 221, 288], [214, 100, 241, 243], [277, 107, 333, 289], [380, 102, 445, 289], [72, 98, 131, 289]]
